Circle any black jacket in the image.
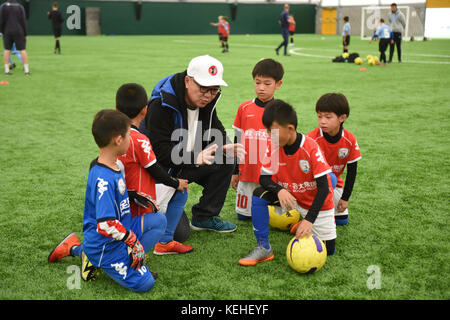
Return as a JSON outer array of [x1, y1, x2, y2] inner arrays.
[[0, 0, 27, 36], [141, 71, 231, 175]]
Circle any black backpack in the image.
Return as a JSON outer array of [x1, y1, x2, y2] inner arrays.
[[348, 53, 359, 63], [332, 56, 346, 63]]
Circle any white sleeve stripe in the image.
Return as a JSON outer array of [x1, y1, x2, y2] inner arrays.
[[144, 158, 157, 169], [314, 169, 331, 179], [347, 156, 361, 164]]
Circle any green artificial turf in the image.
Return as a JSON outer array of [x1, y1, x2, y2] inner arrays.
[[0, 34, 449, 300]]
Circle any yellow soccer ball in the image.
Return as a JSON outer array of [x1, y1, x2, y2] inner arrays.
[[366, 55, 373, 61], [368, 59, 375, 66], [286, 235, 327, 274], [268, 206, 301, 231], [354, 57, 363, 65], [342, 52, 349, 59], [373, 56, 379, 63]]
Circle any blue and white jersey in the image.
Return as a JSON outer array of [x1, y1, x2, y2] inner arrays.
[[82, 161, 132, 266], [372, 24, 393, 40], [342, 22, 351, 36]]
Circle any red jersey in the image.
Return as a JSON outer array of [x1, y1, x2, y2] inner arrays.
[[218, 21, 230, 37], [261, 134, 335, 211], [118, 127, 157, 217], [233, 99, 269, 183], [288, 21, 296, 32], [307, 127, 361, 188]]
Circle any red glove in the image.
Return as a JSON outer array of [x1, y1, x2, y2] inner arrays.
[[122, 230, 146, 270]]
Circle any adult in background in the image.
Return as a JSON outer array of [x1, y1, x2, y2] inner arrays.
[[48, 1, 64, 54], [388, 3, 406, 63], [141, 55, 245, 233], [0, 0, 29, 75], [275, 4, 290, 56]]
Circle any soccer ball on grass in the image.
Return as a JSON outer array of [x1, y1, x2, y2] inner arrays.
[[286, 235, 327, 274]]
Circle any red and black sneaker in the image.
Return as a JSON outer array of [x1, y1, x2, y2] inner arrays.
[[48, 232, 81, 263]]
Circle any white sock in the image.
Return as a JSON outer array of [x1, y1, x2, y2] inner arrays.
[[4, 64, 9, 73], [24, 64, 29, 73]]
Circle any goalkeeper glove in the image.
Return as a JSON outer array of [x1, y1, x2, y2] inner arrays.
[[122, 230, 146, 270], [128, 190, 160, 212]]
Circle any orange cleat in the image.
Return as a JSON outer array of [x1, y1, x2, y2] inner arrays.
[[153, 241, 194, 255], [289, 220, 304, 235], [239, 245, 274, 266], [48, 232, 81, 263]]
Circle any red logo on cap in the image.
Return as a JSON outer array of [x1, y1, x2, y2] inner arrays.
[[208, 66, 218, 76]]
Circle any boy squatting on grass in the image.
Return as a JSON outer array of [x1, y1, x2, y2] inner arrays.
[[48, 110, 162, 292], [305, 93, 361, 226], [231, 58, 284, 221], [239, 100, 337, 266]]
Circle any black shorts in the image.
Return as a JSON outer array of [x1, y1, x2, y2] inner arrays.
[[2, 33, 26, 51], [379, 38, 390, 52], [53, 27, 62, 38], [343, 35, 350, 46], [218, 34, 228, 42], [289, 31, 295, 36]]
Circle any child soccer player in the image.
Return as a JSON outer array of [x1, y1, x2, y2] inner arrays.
[[232, 59, 284, 221], [210, 16, 230, 53], [306, 93, 361, 226], [288, 15, 296, 47], [342, 16, 351, 53], [239, 100, 336, 266], [47, 2, 64, 54], [48, 109, 161, 292], [115, 83, 193, 255], [369, 19, 394, 64]]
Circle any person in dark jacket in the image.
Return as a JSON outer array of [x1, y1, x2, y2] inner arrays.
[[1, 0, 29, 75], [48, 2, 64, 54], [141, 55, 245, 233]]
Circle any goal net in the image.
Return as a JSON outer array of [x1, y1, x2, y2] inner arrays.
[[361, 6, 410, 40]]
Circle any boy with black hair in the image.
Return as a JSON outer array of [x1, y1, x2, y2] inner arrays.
[[48, 110, 157, 292], [232, 58, 284, 221], [305, 93, 361, 226], [342, 16, 350, 53], [47, 2, 63, 54], [115, 83, 193, 255], [239, 100, 336, 266]]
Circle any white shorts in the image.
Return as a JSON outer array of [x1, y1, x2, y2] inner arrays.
[[155, 183, 176, 214], [235, 181, 260, 217], [271, 205, 336, 241], [333, 187, 349, 217]]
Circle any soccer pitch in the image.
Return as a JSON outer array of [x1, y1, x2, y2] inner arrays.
[[0, 34, 449, 300]]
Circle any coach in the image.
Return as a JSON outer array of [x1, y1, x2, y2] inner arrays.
[[275, 4, 290, 56], [1, 0, 30, 75], [388, 3, 406, 63], [141, 55, 244, 233]]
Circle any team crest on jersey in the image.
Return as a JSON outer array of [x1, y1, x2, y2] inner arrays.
[[299, 160, 310, 174], [208, 65, 217, 76], [338, 148, 349, 159], [118, 178, 126, 195]]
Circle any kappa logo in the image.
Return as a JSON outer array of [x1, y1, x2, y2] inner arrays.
[[97, 178, 108, 200], [137, 138, 152, 159], [208, 65, 218, 76], [111, 262, 128, 280]]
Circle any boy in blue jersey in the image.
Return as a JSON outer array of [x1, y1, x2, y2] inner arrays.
[[48, 110, 158, 293], [342, 16, 350, 53], [369, 19, 394, 64]]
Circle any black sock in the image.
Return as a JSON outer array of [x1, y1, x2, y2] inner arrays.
[[325, 239, 336, 256]]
